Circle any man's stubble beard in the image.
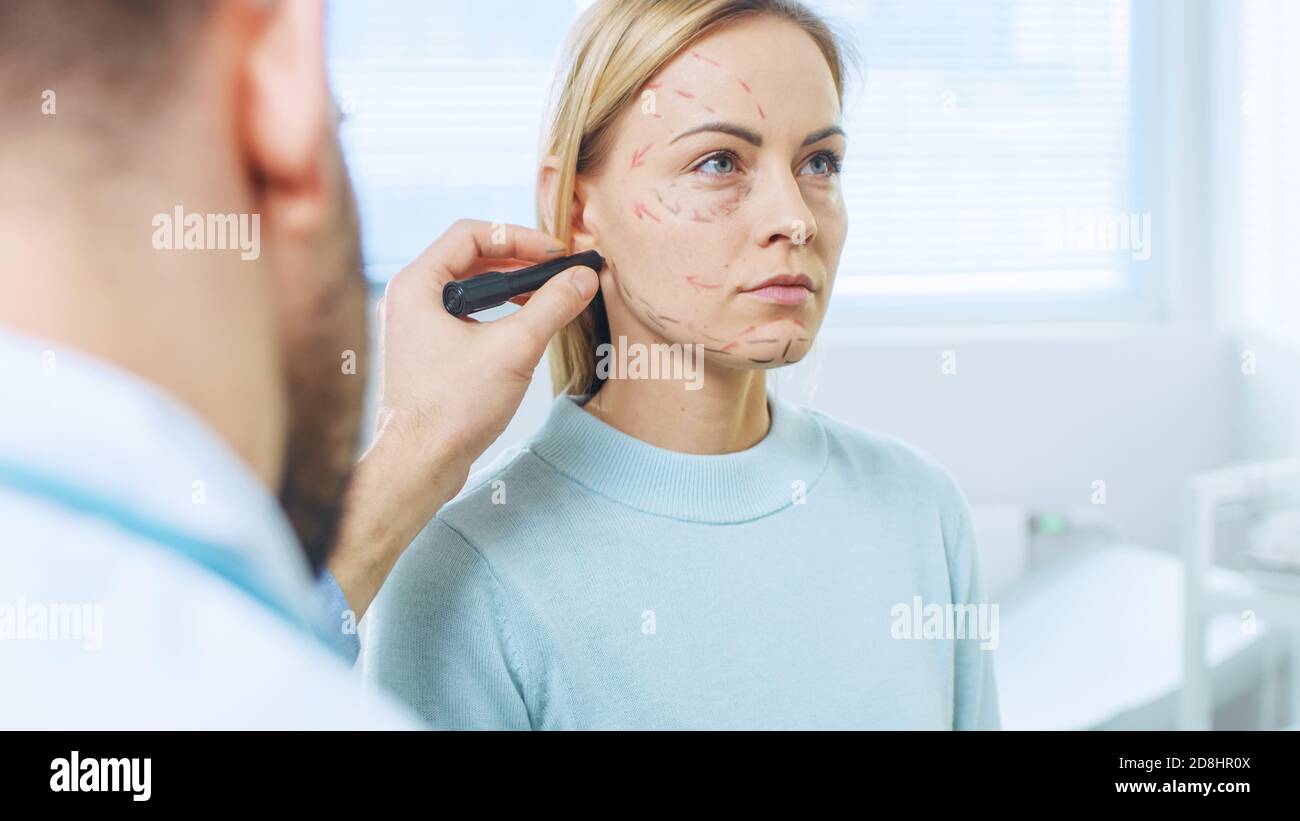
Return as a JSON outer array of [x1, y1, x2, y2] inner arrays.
[[277, 170, 369, 577]]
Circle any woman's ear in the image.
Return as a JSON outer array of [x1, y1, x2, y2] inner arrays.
[[570, 175, 601, 253], [538, 154, 601, 251], [537, 155, 562, 237]]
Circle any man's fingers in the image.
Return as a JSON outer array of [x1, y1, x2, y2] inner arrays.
[[413, 220, 567, 287], [464, 258, 544, 279], [499, 265, 598, 355]]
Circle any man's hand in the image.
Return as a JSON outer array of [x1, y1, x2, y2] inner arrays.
[[327, 220, 598, 621]]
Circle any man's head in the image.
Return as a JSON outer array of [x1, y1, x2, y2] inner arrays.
[[0, 0, 367, 574]]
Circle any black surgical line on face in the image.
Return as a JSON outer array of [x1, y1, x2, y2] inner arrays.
[[611, 267, 681, 340], [614, 270, 747, 353], [630, 289, 681, 326], [654, 188, 680, 215]]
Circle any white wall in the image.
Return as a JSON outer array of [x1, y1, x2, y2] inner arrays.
[[1237, 332, 1300, 462]]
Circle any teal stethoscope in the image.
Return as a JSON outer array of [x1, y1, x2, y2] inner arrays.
[[0, 457, 321, 642]]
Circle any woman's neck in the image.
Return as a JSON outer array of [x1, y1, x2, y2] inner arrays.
[[582, 360, 771, 454]]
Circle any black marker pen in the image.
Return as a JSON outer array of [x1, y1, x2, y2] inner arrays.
[[442, 250, 605, 317]]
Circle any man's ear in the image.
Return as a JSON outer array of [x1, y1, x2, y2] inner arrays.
[[538, 154, 600, 250], [239, 0, 329, 231]]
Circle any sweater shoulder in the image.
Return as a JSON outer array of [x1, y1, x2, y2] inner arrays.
[[799, 407, 975, 569], [428, 444, 566, 554], [800, 405, 966, 506]]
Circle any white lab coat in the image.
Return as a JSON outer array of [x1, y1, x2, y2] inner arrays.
[[0, 327, 419, 729]]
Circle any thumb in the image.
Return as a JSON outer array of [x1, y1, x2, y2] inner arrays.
[[502, 265, 599, 354]]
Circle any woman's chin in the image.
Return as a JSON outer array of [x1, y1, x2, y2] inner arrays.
[[717, 334, 814, 368]]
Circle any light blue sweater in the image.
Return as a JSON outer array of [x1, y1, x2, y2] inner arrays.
[[363, 392, 1001, 730]]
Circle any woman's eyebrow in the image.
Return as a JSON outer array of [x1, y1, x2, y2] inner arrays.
[[802, 125, 845, 146], [667, 122, 846, 148], [669, 121, 763, 146]]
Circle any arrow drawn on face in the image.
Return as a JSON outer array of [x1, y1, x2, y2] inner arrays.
[[632, 201, 661, 222]]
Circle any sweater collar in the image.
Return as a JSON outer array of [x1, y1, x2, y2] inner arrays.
[[526, 391, 829, 524]]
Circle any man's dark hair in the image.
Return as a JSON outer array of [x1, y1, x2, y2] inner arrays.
[[0, 1, 212, 125]]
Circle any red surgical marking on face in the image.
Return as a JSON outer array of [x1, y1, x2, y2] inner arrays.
[[756, 102, 766, 120], [630, 143, 653, 168], [790, 318, 806, 328], [632, 201, 661, 222], [702, 105, 715, 114], [646, 82, 663, 90], [685, 276, 721, 290], [721, 342, 738, 353], [675, 89, 695, 99], [738, 78, 752, 94], [691, 51, 722, 67], [738, 325, 757, 336]]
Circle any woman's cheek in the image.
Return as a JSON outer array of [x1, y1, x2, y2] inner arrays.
[[620, 182, 739, 271], [651, 178, 755, 225], [805, 184, 847, 255], [617, 177, 757, 304], [608, 210, 693, 295]]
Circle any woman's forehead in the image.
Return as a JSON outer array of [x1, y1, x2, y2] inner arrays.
[[637, 17, 841, 139]]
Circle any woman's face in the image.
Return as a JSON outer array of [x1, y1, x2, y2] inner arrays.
[[576, 15, 847, 368]]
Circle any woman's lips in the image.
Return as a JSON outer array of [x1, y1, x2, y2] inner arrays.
[[739, 273, 816, 305], [741, 284, 813, 305]]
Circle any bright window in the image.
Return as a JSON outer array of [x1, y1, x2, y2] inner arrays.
[[1238, 0, 1300, 345]]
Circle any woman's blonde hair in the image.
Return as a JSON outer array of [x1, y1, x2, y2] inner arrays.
[[538, 0, 854, 396]]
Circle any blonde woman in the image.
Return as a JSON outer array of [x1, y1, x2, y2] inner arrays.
[[364, 0, 1001, 730]]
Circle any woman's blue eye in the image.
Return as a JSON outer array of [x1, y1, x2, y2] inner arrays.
[[695, 152, 737, 176], [801, 150, 842, 177]]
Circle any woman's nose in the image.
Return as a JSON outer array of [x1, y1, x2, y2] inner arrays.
[[752, 172, 818, 249]]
